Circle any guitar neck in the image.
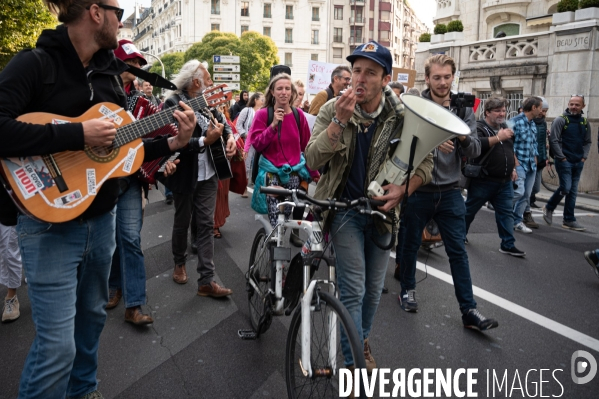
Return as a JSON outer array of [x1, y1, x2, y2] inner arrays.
[[113, 95, 207, 147]]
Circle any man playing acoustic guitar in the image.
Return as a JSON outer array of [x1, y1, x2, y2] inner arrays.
[[0, 1, 196, 398]]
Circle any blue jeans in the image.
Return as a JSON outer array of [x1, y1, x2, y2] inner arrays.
[[546, 160, 584, 222], [108, 177, 146, 308], [512, 165, 536, 225], [527, 165, 544, 211], [399, 189, 476, 314], [465, 179, 516, 250], [17, 210, 116, 399], [164, 186, 172, 197], [331, 210, 391, 366]]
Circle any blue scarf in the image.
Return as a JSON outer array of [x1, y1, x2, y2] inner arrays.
[[251, 154, 311, 214]]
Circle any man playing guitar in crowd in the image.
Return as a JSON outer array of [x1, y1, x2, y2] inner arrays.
[[0, 1, 196, 398]]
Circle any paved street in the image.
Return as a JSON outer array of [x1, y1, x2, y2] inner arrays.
[[1, 185, 599, 398]]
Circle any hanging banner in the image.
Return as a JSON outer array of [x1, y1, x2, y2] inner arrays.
[[306, 60, 342, 95]]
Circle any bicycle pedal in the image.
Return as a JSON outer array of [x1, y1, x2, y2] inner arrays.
[[238, 329, 258, 340]]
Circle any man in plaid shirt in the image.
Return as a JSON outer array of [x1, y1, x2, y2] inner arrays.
[[510, 96, 543, 233]]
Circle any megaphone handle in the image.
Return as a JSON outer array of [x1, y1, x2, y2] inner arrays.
[[399, 135, 419, 221]]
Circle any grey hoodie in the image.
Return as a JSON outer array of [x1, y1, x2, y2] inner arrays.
[[417, 89, 480, 192]]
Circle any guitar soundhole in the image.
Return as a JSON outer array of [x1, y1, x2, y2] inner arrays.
[[85, 145, 119, 163]]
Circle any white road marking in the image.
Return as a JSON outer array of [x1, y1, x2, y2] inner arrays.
[[246, 185, 599, 351], [390, 251, 599, 353]]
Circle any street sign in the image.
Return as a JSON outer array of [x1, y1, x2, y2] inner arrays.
[[213, 55, 240, 63], [224, 83, 241, 90], [213, 74, 240, 82], [213, 64, 240, 73]]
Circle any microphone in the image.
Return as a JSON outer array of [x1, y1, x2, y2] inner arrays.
[[277, 107, 284, 140]]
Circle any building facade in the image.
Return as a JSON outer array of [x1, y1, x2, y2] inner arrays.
[[327, 0, 429, 70], [130, 0, 329, 83], [130, 1, 429, 84], [415, 0, 599, 191]]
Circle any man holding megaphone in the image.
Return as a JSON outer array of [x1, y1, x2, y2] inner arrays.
[[397, 55, 500, 332], [305, 42, 434, 373]]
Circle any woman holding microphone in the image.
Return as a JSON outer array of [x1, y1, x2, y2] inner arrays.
[[249, 73, 319, 228]]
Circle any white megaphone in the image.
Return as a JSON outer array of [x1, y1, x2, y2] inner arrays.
[[367, 93, 472, 197]]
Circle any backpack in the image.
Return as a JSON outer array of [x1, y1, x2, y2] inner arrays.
[[325, 86, 335, 102], [549, 114, 588, 159], [251, 106, 301, 184]]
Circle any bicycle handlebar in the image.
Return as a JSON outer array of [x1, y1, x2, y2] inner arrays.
[[260, 187, 386, 211]]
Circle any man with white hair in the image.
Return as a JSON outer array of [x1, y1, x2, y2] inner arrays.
[[161, 60, 237, 297]]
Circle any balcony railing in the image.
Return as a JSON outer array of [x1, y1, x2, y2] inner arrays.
[[264, 12, 272, 18], [348, 36, 365, 45], [312, 16, 320, 21], [349, 17, 365, 24], [350, 0, 365, 4], [333, 35, 343, 43], [286, 13, 294, 19]]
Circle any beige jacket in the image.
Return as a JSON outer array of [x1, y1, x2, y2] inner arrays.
[[305, 97, 434, 233]]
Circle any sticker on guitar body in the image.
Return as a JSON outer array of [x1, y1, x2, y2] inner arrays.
[[98, 105, 124, 125], [87, 169, 97, 195], [3, 157, 54, 199], [54, 190, 83, 206], [123, 148, 137, 173]]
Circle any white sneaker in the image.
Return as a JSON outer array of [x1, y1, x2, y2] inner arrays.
[[2, 295, 20, 322], [514, 222, 532, 234]]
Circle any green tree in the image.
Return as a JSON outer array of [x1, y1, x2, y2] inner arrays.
[[0, 0, 56, 71], [185, 31, 279, 93], [148, 52, 185, 81]]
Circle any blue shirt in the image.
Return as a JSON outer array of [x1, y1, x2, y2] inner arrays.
[[510, 112, 538, 173]]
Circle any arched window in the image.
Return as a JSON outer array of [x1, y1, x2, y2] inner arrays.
[[493, 23, 520, 38]]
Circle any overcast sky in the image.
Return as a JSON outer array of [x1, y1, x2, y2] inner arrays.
[[118, 0, 436, 30]]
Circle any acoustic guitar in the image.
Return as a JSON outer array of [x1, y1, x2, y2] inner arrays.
[[196, 108, 233, 181], [0, 85, 232, 223]]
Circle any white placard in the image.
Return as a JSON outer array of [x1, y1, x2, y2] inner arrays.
[[213, 65, 240, 72], [213, 55, 240, 63], [306, 60, 342, 95], [213, 74, 241, 81], [225, 83, 241, 90]]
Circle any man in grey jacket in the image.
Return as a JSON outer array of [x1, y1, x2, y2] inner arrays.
[[543, 95, 591, 231], [397, 54, 499, 331]]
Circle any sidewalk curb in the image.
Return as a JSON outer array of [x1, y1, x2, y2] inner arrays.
[[534, 194, 599, 213]]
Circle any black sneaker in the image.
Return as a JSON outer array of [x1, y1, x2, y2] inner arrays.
[[530, 202, 541, 209], [398, 289, 418, 313], [165, 194, 173, 205], [464, 237, 469, 245], [499, 246, 526, 257], [583, 251, 599, 279], [462, 309, 498, 331]]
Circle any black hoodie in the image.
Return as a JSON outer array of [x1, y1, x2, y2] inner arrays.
[[0, 25, 167, 225], [230, 90, 248, 121]]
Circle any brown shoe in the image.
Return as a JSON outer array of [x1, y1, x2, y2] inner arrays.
[[173, 264, 188, 284], [393, 262, 401, 281], [106, 289, 122, 309], [523, 211, 539, 229], [363, 338, 376, 374], [125, 306, 154, 325], [197, 281, 232, 298]]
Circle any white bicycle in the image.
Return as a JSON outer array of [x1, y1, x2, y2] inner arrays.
[[239, 187, 386, 398]]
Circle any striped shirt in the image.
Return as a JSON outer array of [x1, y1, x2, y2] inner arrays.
[[510, 112, 538, 173]]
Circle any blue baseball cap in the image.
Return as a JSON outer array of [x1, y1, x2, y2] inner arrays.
[[346, 41, 392, 75]]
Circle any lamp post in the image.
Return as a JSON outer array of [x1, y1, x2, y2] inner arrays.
[[140, 51, 166, 95]]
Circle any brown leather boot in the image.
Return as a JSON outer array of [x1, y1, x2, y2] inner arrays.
[[197, 281, 232, 298], [173, 264, 188, 284], [125, 306, 154, 325], [363, 338, 376, 374], [523, 211, 539, 229], [106, 289, 122, 309]]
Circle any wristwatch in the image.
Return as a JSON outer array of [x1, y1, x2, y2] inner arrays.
[[332, 116, 346, 129]]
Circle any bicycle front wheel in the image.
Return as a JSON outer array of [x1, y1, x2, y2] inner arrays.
[[247, 227, 273, 335], [285, 290, 366, 399]]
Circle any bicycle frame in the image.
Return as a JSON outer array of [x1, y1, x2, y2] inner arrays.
[[251, 203, 339, 378]]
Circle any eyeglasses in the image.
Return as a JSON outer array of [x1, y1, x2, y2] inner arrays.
[[571, 94, 585, 101], [87, 3, 125, 22]]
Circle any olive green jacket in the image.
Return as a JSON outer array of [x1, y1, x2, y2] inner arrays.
[[305, 97, 434, 233]]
